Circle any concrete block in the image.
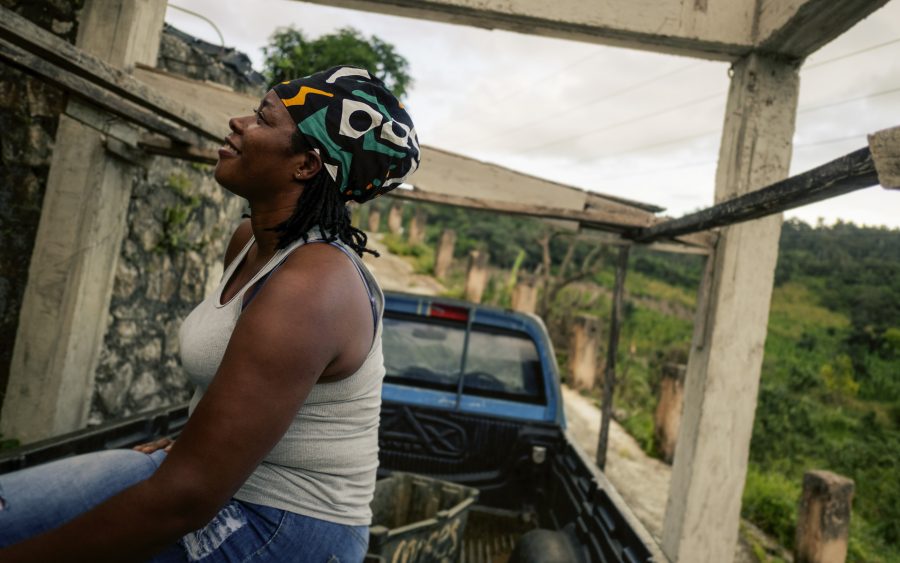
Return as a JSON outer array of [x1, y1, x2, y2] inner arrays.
[[434, 229, 456, 279], [568, 314, 600, 390], [464, 250, 489, 304], [795, 470, 854, 563]]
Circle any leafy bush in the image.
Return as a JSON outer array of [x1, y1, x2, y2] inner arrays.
[[741, 466, 800, 548]]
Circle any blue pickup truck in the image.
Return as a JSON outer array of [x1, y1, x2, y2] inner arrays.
[[0, 290, 663, 562]]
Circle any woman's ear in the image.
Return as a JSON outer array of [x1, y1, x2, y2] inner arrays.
[[293, 150, 322, 182]]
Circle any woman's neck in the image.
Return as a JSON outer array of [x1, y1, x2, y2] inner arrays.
[[246, 185, 305, 257], [247, 204, 296, 258]]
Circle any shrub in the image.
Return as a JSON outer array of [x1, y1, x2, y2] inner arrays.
[[741, 466, 800, 548]]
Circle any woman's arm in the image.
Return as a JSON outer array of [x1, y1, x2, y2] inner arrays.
[[0, 243, 373, 563]]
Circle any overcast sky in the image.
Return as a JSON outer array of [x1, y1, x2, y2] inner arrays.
[[166, 0, 900, 228]]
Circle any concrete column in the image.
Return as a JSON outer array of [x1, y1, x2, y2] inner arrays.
[[511, 274, 539, 314], [367, 207, 382, 233], [795, 471, 854, 563], [463, 250, 489, 304], [568, 314, 600, 390], [407, 207, 427, 246], [434, 229, 456, 279], [653, 363, 686, 464], [387, 203, 403, 235], [662, 53, 800, 562], [1, 0, 166, 443]]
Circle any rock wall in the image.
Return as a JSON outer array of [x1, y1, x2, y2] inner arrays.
[[0, 0, 266, 425], [89, 29, 265, 423], [0, 0, 84, 416]]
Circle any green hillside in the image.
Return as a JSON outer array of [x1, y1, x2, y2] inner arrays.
[[369, 201, 900, 562]]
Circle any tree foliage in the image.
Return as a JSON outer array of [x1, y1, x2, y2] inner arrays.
[[262, 26, 412, 97]]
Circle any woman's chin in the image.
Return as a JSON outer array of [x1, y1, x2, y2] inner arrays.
[[213, 164, 241, 196]]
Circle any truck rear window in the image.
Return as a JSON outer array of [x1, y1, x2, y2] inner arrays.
[[382, 314, 545, 404]]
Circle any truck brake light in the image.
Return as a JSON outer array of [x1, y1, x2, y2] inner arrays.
[[428, 303, 469, 322]]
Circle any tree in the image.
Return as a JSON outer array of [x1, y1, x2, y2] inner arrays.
[[262, 26, 412, 97]]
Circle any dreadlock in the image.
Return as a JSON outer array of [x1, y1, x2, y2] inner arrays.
[[268, 130, 379, 257]]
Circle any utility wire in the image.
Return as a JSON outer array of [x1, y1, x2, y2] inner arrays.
[[798, 85, 900, 113], [470, 61, 703, 145], [168, 3, 226, 48], [515, 91, 724, 154], [429, 47, 609, 138], [467, 36, 900, 158], [805, 36, 900, 69]]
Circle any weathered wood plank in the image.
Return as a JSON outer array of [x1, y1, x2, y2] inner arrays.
[[868, 126, 900, 190], [388, 186, 653, 230], [0, 5, 219, 142], [632, 147, 880, 243], [0, 37, 199, 146]]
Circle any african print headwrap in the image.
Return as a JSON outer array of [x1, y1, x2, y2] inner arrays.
[[273, 66, 419, 203]]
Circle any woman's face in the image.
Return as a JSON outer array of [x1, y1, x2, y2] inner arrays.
[[214, 90, 311, 200]]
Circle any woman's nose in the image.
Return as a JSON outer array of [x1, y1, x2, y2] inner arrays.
[[228, 115, 245, 134]]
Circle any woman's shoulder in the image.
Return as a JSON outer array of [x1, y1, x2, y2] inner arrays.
[[223, 218, 253, 267]]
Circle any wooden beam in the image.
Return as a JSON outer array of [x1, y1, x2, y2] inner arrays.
[[0, 5, 220, 142], [0, 37, 199, 146], [757, 0, 891, 59], [388, 186, 652, 229], [2, 0, 166, 443], [632, 146, 880, 243], [300, 0, 756, 60], [596, 245, 629, 471]]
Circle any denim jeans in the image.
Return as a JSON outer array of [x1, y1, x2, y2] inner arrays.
[[0, 449, 368, 562]]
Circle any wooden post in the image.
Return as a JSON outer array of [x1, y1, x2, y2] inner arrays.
[[795, 471, 854, 563], [597, 245, 629, 470], [407, 207, 426, 246], [1, 0, 166, 443], [464, 250, 489, 304], [568, 314, 600, 390], [511, 273, 539, 314], [367, 207, 382, 233], [662, 53, 801, 562], [434, 229, 456, 279], [654, 362, 687, 464], [387, 203, 403, 235]]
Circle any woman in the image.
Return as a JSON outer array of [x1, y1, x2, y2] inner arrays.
[[0, 65, 419, 562]]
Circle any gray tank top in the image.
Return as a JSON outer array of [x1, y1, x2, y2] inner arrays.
[[178, 229, 385, 525]]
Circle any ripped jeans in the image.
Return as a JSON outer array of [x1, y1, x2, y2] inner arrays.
[[0, 449, 368, 562]]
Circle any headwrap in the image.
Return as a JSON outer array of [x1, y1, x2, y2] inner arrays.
[[273, 66, 419, 203]]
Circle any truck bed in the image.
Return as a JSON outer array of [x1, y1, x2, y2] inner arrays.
[[378, 400, 661, 562]]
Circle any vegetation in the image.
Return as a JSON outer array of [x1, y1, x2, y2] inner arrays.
[[262, 26, 412, 96], [379, 203, 900, 561]]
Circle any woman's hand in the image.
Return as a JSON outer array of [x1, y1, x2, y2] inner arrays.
[[132, 438, 174, 454]]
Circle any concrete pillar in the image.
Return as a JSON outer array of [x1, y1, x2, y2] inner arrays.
[[463, 250, 489, 304], [653, 363, 686, 464], [1, 0, 166, 443], [367, 207, 382, 233], [407, 207, 426, 246], [662, 53, 800, 562], [387, 203, 403, 235], [568, 314, 600, 390], [795, 471, 854, 563], [434, 229, 456, 279], [511, 274, 539, 314]]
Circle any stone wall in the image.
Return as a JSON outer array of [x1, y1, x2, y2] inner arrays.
[[0, 0, 84, 416], [89, 28, 265, 423], [0, 0, 266, 425], [89, 161, 245, 422]]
